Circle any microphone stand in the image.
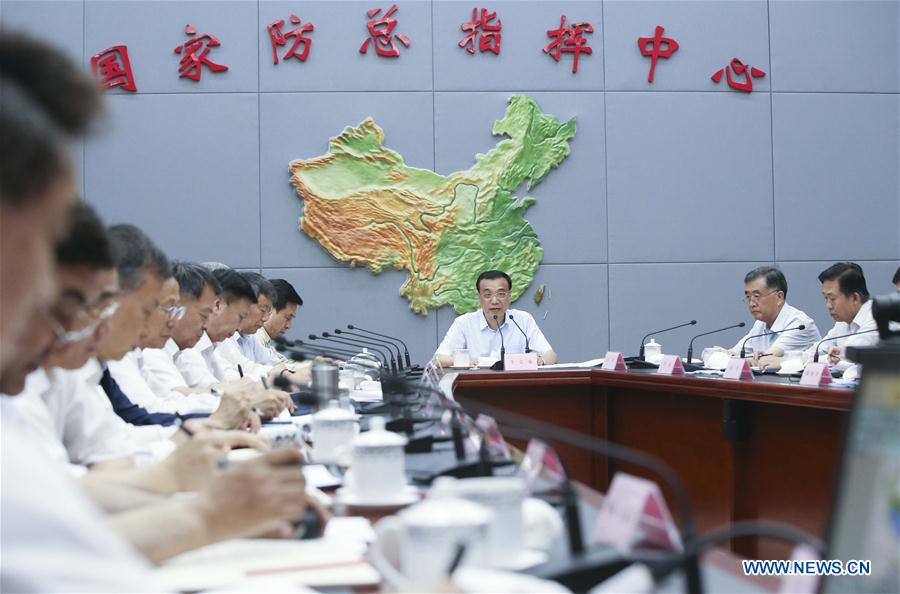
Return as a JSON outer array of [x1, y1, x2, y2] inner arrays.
[[686, 323, 746, 366], [812, 328, 879, 363], [337, 329, 405, 371], [738, 324, 806, 359], [508, 314, 531, 353], [348, 324, 416, 369], [637, 320, 698, 360], [490, 314, 506, 371], [331, 329, 398, 372]]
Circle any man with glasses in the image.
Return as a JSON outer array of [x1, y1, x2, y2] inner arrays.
[[434, 269, 557, 367], [727, 266, 820, 369]]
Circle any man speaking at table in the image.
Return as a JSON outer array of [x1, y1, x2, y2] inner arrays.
[[434, 270, 557, 367]]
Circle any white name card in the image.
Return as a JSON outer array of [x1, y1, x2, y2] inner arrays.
[[592, 473, 682, 554], [800, 362, 832, 386], [601, 351, 627, 371], [723, 357, 754, 381], [656, 354, 685, 375], [504, 352, 538, 371]]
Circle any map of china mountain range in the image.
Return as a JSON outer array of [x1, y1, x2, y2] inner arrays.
[[288, 96, 576, 314]]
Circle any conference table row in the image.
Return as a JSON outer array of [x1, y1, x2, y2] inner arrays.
[[450, 365, 854, 561]]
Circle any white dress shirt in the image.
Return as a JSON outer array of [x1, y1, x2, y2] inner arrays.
[[109, 349, 218, 414], [238, 331, 279, 365], [255, 327, 311, 372], [36, 360, 176, 465], [8, 370, 84, 476], [216, 332, 271, 380], [141, 338, 191, 394], [176, 332, 235, 387], [804, 300, 879, 371], [436, 308, 553, 360], [0, 398, 156, 592], [732, 302, 821, 355]]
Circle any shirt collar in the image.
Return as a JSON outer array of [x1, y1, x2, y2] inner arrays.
[[851, 299, 873, 329], [195, 332, 213, 352], [257, 326, 272, 345], [478, 309, 510, 331], [767, 302, 794, 331], [163, 338, 179, 356]]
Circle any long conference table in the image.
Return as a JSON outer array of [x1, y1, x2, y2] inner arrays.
[[451, 366, 854, 561]]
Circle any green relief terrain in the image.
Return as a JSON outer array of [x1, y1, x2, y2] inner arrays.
[[289, 95, 576, 314]]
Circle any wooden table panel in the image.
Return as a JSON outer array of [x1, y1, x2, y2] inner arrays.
[[452, 368, 853, 560]]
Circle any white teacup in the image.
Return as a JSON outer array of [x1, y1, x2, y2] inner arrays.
[[372, 497, 493, 588], [430, 476, 525, 566], [311, 400, 358, 464], [453, 348, 471, 367], [347, 416, 407, 501]]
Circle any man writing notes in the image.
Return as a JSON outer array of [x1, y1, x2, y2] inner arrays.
[[727, 266, 820, 370], [434, 270, 557, 367]]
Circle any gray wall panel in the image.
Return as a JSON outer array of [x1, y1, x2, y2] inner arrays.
[[85, 0, 258, 94], [433, 0, 604, 91], [258, 0, 432, 92], [609, 262, 770, 356], [2, 0, 83, 64], [772, 93, 900, 261], [770, 0, 900, 93], [84, 93, 261, 267], [606, 91, 774, 263], [604, 0, 770, 92]]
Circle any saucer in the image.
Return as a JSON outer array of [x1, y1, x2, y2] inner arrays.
[[335, 485, 420, 508], [491, 548, 549, 571]]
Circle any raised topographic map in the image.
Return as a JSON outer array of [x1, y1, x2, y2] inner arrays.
[[288, 95, 576, 314]]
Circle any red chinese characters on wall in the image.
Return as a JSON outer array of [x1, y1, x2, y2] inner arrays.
[[359, 4, 410, 58], [90, 45, 137, 92], [174, 24, 229, 81], [543, 15, 593, 74], [459, 8, 502, 55], [711, 58, 766, 92], [268, 15, 314, 64], [638, 26, 679, 83]]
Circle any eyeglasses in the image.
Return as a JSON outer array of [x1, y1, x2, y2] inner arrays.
[[479, 291, 510, 301], [742, 290, 781, 305], [163, 305, 187, 321], [46, 301, 120, 344]]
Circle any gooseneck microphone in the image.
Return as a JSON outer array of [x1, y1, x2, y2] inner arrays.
[[333, 329, 397, 371], [812, 328, 879, 363], [738, 324, 806, 358], [492, 314, 505, 370], [686, 322, 745, 364], [638, 320, 697, 360], [337, 329, 404, 371], [348, 324, 413, 368], [309, 333, 391, 370], [508, 314, 531, 353], [320, 332, 394, 370]]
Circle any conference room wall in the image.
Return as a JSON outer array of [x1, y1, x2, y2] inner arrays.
[[3, 0, 897, 364]]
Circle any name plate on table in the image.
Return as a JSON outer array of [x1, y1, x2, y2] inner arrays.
[[723, 357, 753, 381], [601, 352, 627, 371], [800, 362, 832, 386], [656, 354, 684, 375], [504, 352, 538, 371], [592, 472, 682, 554]]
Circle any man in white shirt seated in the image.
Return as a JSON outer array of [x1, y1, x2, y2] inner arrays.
[[0, 35, 314, 591], [256, 278, 314, 368], [236, 272, 278, 363], [727, 266, 821, 370], [434, 270, 557, 367], [801, 262, 879, 373], [215, 271, 289, 381]]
